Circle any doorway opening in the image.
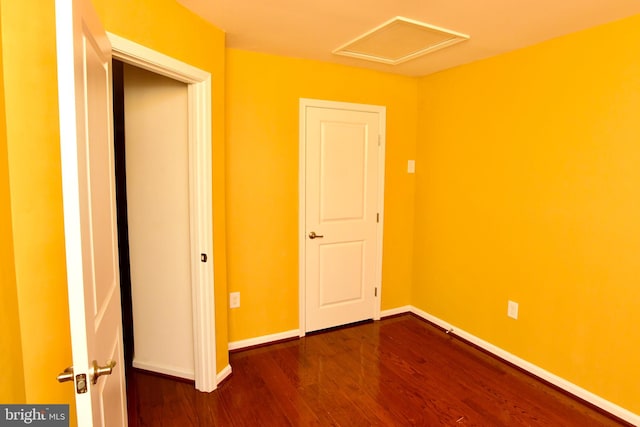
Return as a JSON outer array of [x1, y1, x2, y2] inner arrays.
[[109, 34, 217, 392], [113, 59, 195, 380]]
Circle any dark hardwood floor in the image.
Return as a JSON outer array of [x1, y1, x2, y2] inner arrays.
[[126, 314, 630, 426]]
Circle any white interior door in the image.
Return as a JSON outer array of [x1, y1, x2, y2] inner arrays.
[[301, 100, 386, 333], [55, 0, 127, 425]]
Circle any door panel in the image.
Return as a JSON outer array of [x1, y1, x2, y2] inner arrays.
[[85, 34, 116, 317], [304, 104, 382, 332], [55, 0, 127, 424], [320, 122, 367, 221], [319, 241, 365, 305]]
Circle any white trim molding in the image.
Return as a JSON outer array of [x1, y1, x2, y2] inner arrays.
[[380, 306, 413, 318], [108, 33, 217, 393], [132, 360, 195, 381], [228, 329, 300, 351], [216, 364, 233, 385], [384, 305, 640, 426]]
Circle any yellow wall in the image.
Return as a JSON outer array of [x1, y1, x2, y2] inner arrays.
[[226, 49, 417, 341], [0, 5, 25, 403], [414, 14, 640, 413], [1, 1, 75, 414], [92, 0, 229, 372]]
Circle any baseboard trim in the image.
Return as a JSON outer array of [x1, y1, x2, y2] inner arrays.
[[132, 360, 194, 381], [216, 364, 232, 386], [380, 305, 412, 318], [228, 329, 301, 351], [405, 305, 639, 426]]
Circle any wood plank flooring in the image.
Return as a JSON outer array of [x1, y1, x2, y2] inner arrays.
[[126, 314, 630, 426]]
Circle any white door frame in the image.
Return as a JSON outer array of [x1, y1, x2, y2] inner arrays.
[[108, 34, 217, 392], [298, 98, 386, 336]]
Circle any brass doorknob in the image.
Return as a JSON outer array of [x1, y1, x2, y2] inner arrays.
[[309, 231, 324, 239], [91, 360, 116, 384], [57, 366, 74, 383]]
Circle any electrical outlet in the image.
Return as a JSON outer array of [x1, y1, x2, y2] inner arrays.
[[229, 292, 240, 309], [507, 300, 519, 319]]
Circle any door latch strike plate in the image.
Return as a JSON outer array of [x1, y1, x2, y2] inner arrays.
[[201, 253, 207, 262], [76, 374, 88, 394]]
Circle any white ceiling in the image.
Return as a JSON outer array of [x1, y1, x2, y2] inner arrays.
[[177, 0, 640, 77]]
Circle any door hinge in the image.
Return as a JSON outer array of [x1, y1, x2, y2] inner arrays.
[[374, 287, 378, 297], [201, 253, 208, 263], [378, 135, 381, 146], [376, 213, 379, 223]]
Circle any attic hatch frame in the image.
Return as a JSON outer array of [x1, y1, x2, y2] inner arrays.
[[333, 16, 470, 65]]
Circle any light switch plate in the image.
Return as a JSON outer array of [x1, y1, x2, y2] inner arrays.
[[230, 292, 240, 309], [408, 160, 415, 174], [508, 300, 518, 319]]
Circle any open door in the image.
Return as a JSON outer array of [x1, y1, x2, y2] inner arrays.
[[55, 0, 128, 425]]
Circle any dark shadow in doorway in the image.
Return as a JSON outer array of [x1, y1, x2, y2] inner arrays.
[[112, 58, 135, 375]]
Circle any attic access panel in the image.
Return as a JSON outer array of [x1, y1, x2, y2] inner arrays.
[[333, 16, 470, 65]]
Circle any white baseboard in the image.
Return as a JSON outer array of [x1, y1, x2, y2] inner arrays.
[[380, 305, 412, 318], [216, 364, 232, 385], [132, 359, 194, 381], [131, 359, 232, 391], [407, 305, 640, 426], [228, 329, 300, 351]]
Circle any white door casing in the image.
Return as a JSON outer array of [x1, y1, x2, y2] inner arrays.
[[108, 34, 218, 392], [299, 99, 386, 333], [55, 0, 127, 425]]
